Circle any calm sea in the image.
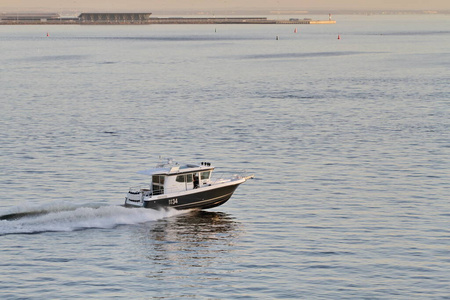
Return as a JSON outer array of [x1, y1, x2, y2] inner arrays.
[[1, 15, 449, 299]]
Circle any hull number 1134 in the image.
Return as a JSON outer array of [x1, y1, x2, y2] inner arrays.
[[168, 198, 178, 205]]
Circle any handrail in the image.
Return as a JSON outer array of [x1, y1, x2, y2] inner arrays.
[[210, 169, 254, 184]]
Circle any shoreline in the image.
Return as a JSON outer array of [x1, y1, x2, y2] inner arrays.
[[0, 17, 336, 25]]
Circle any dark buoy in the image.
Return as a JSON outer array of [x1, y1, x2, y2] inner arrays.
[[276, 35, 279, 40]]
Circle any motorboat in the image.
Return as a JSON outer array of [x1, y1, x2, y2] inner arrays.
[[124, 158, 253, 210]]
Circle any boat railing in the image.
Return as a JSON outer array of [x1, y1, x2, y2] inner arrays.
[[151, 189, 164, 196], [129, 185, 150, 194], [211, 170, 254, 184], [129, 185, 164, 198]]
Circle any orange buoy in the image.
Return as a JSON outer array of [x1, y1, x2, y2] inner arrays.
[[337, 34, 341, 40], [46, 32, 49, 37], [294, 28, 297, 33]]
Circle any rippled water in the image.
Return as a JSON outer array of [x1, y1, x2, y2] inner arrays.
[[1, 15, 449, 299]]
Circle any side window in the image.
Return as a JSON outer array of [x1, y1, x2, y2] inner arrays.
[[201, 171, 210, 180], [186, 174, 193, 183], [176, 175, 185, 183]]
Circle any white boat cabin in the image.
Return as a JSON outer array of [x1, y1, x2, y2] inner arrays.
[[137, 162, 214, 196]]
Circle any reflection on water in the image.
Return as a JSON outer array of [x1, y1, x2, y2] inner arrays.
[[136, 210, 243, 281]]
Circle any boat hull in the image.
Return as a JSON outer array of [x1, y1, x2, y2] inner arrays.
[[125, 180, 243, 210], [144, 182, 240, 210]]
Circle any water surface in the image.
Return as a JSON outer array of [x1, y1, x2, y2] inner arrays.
[[1, 15, 449, 299]]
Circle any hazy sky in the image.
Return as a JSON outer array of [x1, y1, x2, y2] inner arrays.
[[2, 0, 450, 13]]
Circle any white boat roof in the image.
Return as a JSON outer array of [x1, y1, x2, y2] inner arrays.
[[138, 163, 214, 176]]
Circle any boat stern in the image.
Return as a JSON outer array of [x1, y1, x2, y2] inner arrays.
[[124, 186, 151, 207]]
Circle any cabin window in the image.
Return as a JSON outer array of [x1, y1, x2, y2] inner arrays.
[[176, 174, 194, 183], [186, 174, 193, 183], [153, 185, 164, 195], [201, 171, 211, 180], [152, 175, 164, 185], [152, 175, 164, 195]]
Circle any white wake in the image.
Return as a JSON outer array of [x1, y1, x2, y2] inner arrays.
[[0, 203, 188, 235]]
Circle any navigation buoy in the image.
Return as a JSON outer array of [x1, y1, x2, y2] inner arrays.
[[46, 32, 49, 37], [294, 28, 297, 33], [337, 34, 341, 40], [276, 35, 279, 40]]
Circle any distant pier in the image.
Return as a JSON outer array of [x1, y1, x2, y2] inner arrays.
[[0, 13, 336, 25]]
